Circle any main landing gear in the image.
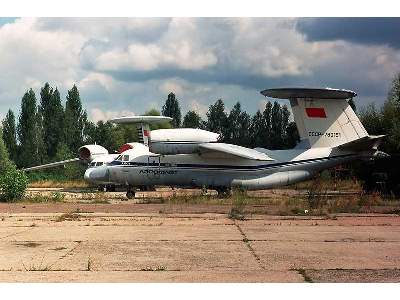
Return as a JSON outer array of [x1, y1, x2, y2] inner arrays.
[[126, 185, 135, 199], [215, 186, 232, 198]]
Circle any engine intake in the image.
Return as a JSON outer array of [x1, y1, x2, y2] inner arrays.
[[78, 145, 109, 161]]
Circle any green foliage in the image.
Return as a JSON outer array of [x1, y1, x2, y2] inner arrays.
[[182, 110, 203, 128], [64, 85, 86, 152], [145, 109, 172, 129], [0, 167, 28, 201], [205, 99, 228, 140], [162, 92, 182, 128], [2, 110, 17, 162], [17, 89, 43, 168], [0, 128, 13, 174], [40, 84, 64, 157]]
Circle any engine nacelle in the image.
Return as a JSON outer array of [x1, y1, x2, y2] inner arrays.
[[78, 144, 109, 161], [149, 128, 219, 155], [232, 170, 314, 190]]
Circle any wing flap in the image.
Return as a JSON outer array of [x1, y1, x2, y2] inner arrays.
[[198, 143, 274, 161]]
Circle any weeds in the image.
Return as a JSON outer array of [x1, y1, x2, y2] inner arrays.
[[140, 265, 166, 271], [22, 257, 51, 271], [55, 210, 82, 222], [228, 189, 248, 220], [87, 256, 93, 271], [295, 268, 313, 283]]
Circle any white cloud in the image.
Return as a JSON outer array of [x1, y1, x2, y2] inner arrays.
[[159, 80, 184, 95], [0, 17, 399, 123], [90, 108, 136, 123]]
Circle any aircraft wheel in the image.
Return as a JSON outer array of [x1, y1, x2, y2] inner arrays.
[[98, 185, 106, 192], [107, 185, 116, 192], [126, 191, 135, 199]]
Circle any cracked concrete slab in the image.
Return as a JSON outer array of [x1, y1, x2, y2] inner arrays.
[[1, 210, 399, 282]]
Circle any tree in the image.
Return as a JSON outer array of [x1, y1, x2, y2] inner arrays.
[[226, 102, 251, 147], [17, 89, 42, 167], [226, 102, 242, 144], [359, 104, 384, 135], [261, 101, 273, 148], [40, 84, 64, 158], [182, 111, 202, 128], [0, 127, 13, 174], [2, 110, 17, 162], [250, 110, 264, 148], [205, 99, 228, 141], [162, 92, 182, 128], [285, 121, 300, 148], [270, 102, 283, 149], [145, 108, 172, 130], [64, 85, 86, 153]]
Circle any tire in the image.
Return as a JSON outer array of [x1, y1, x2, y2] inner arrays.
[[126, 190, 135, 199]]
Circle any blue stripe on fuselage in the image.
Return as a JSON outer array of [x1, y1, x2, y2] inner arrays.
[[108, 154, 355, 171]]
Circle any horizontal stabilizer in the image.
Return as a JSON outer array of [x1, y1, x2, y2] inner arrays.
[[110, 116, 172, 124], [22, 158, 80, 172], [198, 143, 274, 161], [337, 135, 385, 151], [261, 87, 356, 99]]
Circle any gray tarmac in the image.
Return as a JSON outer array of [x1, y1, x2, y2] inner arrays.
[[0, 207, 399, 282]]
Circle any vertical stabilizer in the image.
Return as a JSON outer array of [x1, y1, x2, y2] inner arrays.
[[261, 88, 369, 148]]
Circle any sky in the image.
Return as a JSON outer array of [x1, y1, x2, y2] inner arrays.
[[0, 17, 399, 122]]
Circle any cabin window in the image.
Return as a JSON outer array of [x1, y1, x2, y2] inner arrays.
[[123, 155, 130, 161]]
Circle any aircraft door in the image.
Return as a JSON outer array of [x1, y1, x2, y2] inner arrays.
[[147, 155, 161, 179]]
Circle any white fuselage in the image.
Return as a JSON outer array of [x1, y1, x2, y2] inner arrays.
[[84, 147, 365, 190]]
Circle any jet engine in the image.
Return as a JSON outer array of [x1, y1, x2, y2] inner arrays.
[[78, 145, 109, 161], [149, 128, 219, 155]]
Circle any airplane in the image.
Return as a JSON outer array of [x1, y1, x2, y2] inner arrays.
[[23, 117, 171, 192], [83, 87, 388, 199]]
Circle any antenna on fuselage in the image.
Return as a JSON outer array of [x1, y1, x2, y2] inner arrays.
[[109, 116, 173, 147]]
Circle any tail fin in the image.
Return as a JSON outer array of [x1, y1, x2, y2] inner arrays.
[[109, 116, 172, 147], [261, 88, 369, 148]]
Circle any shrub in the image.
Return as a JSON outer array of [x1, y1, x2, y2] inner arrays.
[[0, 167, 28, 201]]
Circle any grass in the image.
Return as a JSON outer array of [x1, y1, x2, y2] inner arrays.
[[23, 192, 66, 203], [228, 189, 248, 220], [295, 268, 314, 283], [28, 180, 90, 188], [55, 210, 82, 222], [140, 265, 166, 271]]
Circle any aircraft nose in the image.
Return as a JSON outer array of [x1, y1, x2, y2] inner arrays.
[[84, 166, 110, 183]]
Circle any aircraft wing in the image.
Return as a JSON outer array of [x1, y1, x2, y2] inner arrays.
[[22, 158, 81, 172], [198, 143, 274, 161], [337, 135, 385, 151]]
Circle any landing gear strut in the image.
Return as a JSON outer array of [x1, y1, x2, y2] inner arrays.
[[126, 185, 135, 199]]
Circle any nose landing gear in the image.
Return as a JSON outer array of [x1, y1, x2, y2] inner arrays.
[[126, 185, 135, 199]]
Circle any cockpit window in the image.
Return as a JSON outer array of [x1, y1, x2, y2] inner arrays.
[[123, 155, 129, 161], [90, 162, 96, 167], [116, 155, 122, 161], [96, 162, 103, 166]]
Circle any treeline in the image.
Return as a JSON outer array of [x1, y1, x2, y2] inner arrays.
[[1, 83, 299, 171], [355, 74, 400, 194], [359, 73, 400, 153], [164, 93, 299, 149], [2, 83, 140, 169]]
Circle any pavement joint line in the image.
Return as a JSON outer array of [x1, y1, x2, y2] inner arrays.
[[47, 240, 83, 270], [0, 227, 35, 241], [234, 222, 265, 271]]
